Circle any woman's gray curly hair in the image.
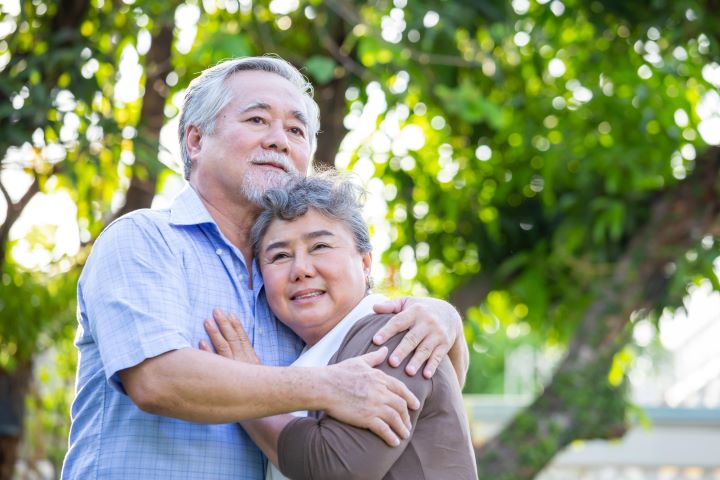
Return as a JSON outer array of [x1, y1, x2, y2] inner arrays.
[[250, 173, 373, 265]]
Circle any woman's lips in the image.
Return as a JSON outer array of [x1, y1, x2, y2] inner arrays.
[[290, 289, 326, 302]]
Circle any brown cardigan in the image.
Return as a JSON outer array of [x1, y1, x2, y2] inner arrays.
[[277, 313, 477, 480]]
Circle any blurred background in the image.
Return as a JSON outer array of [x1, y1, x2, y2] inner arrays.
[[1, 0, 720, 478]]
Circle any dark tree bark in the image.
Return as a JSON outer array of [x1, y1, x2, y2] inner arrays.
[[0, 361, 32, 480], [476, 147, 720, 478], [115, 19, 175, 219], [0, 1, 90, 477], [313, 75, 348, 171]]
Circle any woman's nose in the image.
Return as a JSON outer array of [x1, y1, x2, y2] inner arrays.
[[290, 253, 314, 280]]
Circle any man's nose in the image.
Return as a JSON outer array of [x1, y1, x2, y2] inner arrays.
[[262, 122, 290, 153]]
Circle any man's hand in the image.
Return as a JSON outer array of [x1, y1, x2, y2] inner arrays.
[[200, 309, 420, 447], [372, 297, 467, 383], [321, 347, 420, 447], [199, 309, 260, 364]]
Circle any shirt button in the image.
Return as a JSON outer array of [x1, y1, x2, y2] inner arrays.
[[215, 248, 223, 255], [257, 328, 263, 335]]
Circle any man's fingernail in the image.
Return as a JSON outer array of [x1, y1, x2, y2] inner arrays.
[[392, 437, 400, 446], [390, 355, 400, 366], [406, 365, 416, 375], [374, 334, 383, 343]]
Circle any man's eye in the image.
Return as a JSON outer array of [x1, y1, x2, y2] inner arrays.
[[311, 243, 330, 251], [289, 126, 305, 137]]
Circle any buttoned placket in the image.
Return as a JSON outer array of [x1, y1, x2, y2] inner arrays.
[[212, 240, 255, 344]]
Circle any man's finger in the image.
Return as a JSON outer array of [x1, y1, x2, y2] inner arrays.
[[385, 375, 420, 411], [387, 327, 426, 367], [422, 348, 446, 379], [403, 337, 436, 376], [373, 312, 414, 346], [359, 346, 389, 368], [381, 406, 410, 440], [372, 297, 406, 315], [367, 417, 400, 447]]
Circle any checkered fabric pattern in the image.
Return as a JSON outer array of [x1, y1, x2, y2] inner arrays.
[[62, 187, 303, 479]]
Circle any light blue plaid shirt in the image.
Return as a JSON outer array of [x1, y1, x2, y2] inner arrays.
[[62, 186, 303, 479]]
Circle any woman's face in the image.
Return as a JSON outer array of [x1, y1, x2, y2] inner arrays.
[[258, 209, 372, 345]]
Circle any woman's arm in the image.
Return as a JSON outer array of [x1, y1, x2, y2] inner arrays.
[[240, 415, 294, 468], [277, 315, 434, 480]]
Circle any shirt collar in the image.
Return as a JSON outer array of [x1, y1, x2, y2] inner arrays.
[[169, 186, 216, 227]]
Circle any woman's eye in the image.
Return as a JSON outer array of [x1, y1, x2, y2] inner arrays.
[[248, 116, 265, 124], [270, 252, 290, 262]]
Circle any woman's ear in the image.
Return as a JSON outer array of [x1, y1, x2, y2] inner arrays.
[[362, 251, 372, 274]]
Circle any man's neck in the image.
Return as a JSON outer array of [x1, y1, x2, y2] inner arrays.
[[191, 186, 259, 272]]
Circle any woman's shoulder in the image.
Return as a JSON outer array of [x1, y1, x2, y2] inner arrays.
[[331, 313, 395, 362]]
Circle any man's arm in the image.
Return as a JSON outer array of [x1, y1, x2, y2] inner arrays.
[[118, 346, 418, 445], [87, 218, 417, 446], [372, 297, 469, 387]]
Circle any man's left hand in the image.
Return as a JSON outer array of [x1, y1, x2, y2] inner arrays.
[[371, 297, 466, 382]]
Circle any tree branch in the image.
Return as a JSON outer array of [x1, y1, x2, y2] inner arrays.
[[476, 146, 720, 478]]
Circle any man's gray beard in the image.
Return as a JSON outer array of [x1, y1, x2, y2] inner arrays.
[[240, 152, 300, 205], [240, 169, 293, 205]]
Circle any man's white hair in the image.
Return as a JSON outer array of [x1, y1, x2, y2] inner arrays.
[[178, 56, 321, 180]]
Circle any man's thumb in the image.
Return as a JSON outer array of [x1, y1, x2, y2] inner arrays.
[[361, 346, 389, 367]]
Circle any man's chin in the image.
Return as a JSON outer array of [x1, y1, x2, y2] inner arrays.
[[241, 171, 294, 205]]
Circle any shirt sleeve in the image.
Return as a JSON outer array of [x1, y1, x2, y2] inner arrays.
[[277, 314, 434, 480], [79, 215, 192, 393]]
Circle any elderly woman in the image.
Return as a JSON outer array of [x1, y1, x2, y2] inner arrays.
[[202, 174, 477, 480]]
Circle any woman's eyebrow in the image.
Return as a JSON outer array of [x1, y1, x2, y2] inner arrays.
[[264, 230, 334, 253], [303, 230, 334, 240]]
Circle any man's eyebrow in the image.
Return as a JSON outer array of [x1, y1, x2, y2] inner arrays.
[[264, 230, 334, 252], [241, 102, 308, 127]]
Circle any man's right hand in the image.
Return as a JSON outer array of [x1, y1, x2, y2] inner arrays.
[[200, 309, 419, 446], [319, 347, 420, 447]]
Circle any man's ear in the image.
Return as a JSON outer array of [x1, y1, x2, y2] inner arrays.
[[186, 124, 203, 159]]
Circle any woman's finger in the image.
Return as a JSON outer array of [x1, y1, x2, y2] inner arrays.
[[204, 319, 232, 358]]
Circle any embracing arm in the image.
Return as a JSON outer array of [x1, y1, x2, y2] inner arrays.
[[274, 316, 433, 480], [119, 343, 416, 444], [372, 297, 469, 387], [120, 349, 325, 422]]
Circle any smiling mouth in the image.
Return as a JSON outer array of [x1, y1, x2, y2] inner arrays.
[[291, 290, 325, 301]]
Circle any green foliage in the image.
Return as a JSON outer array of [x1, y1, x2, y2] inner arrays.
[[2, 0, 720, 475]]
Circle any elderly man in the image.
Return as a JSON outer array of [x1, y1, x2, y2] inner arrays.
[[61, 56, 468, 479]]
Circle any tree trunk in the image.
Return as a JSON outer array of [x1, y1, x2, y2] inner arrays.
[[115, 19, 175, 219], [476, 147, 720, 478], [0, 360, 32, 480], [313, 75, 348, 171]]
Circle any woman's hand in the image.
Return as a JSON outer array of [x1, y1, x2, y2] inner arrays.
[[199, 309, 261, 365]]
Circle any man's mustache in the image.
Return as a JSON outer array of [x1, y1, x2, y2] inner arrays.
[[250, 152, 299, 175]]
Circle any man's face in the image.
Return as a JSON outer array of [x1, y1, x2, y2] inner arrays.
[[188, 70, 312, 205]]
